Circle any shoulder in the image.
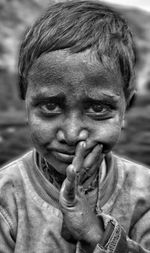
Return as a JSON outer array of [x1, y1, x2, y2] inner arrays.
[[0, 150, 34, 238], [112, 153, 150, 191], [0, 150, 34, 190]]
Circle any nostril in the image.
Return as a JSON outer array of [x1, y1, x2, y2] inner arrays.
[[78, 129, 89, 140], [56, 130, 66, 143], [56, 128, 89, 145]]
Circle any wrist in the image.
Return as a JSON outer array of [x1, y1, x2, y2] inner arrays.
[[80, 218, 104, 252]]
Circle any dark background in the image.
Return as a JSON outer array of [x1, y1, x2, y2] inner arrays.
[[0, 0, 150, 167]]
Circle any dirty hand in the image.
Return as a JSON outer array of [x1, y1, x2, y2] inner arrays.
[[59, 142, 104, 249]]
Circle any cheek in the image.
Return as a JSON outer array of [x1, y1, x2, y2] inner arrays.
[[90, 119, 122, 153], [28, 115, 57, 148]]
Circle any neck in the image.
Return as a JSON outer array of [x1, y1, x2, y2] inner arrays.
[[40, 157, 65, 189], [38, 154, 104, 193]]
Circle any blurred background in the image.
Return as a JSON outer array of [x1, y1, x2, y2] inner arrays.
[[0, 0, 150, 167]]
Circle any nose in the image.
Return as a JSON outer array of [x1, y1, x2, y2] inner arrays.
[[56, 112, 89, 145]]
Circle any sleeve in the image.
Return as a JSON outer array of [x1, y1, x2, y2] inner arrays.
[[0, 170, 17, 253], [127, 209, 150, 253], [77, 212, 150, 253], [0, 207, 15, 252]]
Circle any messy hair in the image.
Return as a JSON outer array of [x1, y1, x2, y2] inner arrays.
[[18, 0, 136, 103]]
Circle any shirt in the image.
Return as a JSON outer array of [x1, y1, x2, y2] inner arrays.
[[0, 149, 150, 252]]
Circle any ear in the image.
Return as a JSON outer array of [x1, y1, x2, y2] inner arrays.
[[126, 91, 137, 111]]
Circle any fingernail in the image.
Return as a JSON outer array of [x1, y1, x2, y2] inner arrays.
[[81, 141, 86, 148], [67, 164, 76, 181], [69, 164, 75, 173]]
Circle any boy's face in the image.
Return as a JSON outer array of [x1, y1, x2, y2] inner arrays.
[[26, 50, 126, 175]]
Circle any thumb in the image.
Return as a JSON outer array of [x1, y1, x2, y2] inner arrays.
[[60, 165, 76, 205]]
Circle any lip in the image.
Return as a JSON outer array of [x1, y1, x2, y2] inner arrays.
[[52, 150, 75, 163]]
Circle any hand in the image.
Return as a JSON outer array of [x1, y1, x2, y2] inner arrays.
[[73, 142, 104, 187], [59, 142, 104, 249]]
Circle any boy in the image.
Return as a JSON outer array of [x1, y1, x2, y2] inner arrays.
[[0, 0, 150, 252]]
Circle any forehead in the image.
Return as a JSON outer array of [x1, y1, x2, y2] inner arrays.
[[27, 49, 124, 100]]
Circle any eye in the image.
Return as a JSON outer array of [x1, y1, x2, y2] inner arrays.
[[40, 102, 62, 115], [88, 104, 106, 113], [85, 102, 113, 119], [85, 103, 109, 113]]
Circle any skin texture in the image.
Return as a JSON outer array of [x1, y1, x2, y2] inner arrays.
[[25, 49, 127, 250], [26, 49, 126, 175], [59, 141, 104, 251]]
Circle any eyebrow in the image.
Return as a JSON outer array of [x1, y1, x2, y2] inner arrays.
[[83, 97, 119, 110], [30, 90, 120, 106], [84, 91, 120, 102], [31, 92, 66, 105]]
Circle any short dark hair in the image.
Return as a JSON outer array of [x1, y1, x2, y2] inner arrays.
[[18, 0, 136, 103]]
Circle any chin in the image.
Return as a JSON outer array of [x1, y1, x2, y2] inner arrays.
[[46, 156, 68, 176]]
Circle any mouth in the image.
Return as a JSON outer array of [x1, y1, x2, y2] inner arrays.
[[52, 150, 75, 163]]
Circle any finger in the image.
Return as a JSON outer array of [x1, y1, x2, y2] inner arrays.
[[83, 144, 103, 169], [76, 145, 103, 185], [73, 141, 86, 174], [60, 164, 76, 204]]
